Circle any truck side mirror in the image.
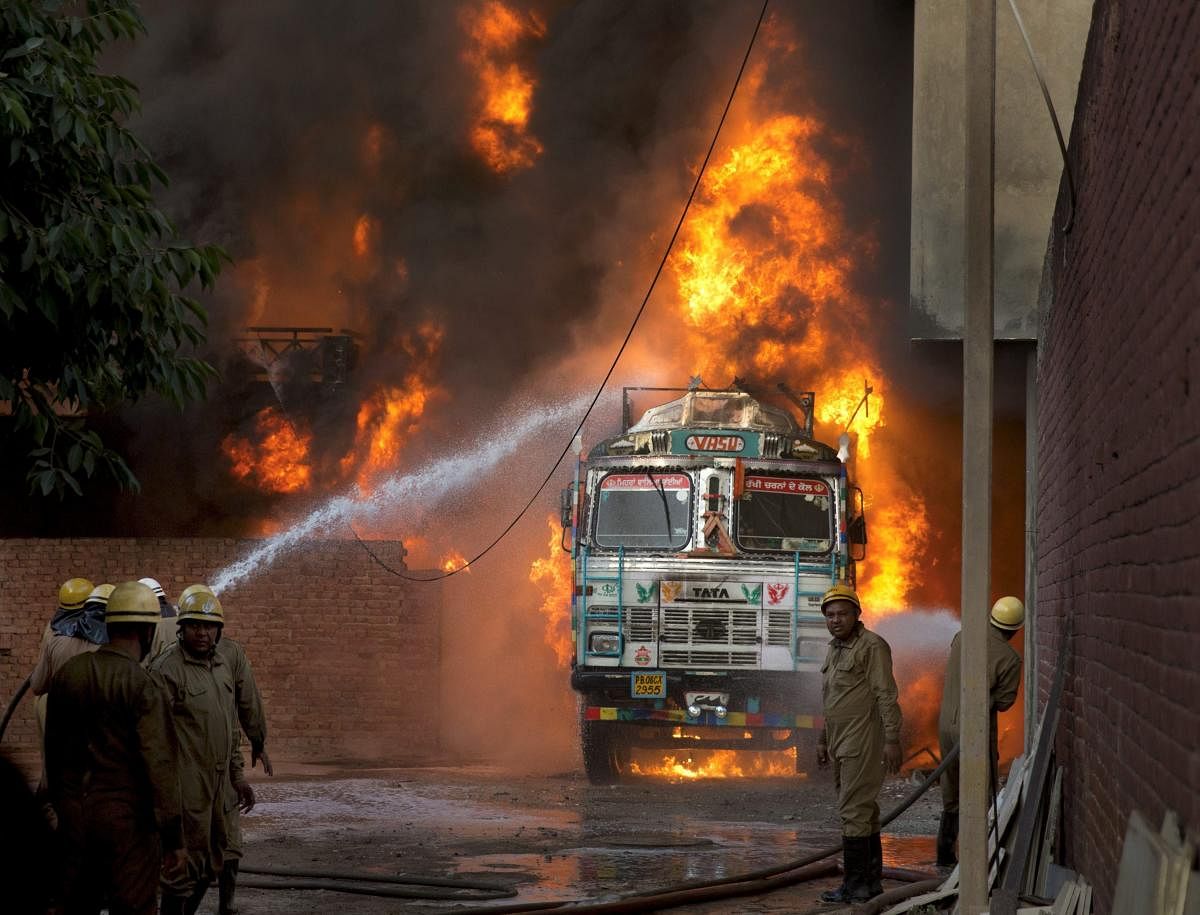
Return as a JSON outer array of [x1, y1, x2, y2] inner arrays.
[[559, 486, 575, 528], [848, 486, 867, 561]]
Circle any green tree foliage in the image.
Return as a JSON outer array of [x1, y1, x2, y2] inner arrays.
[[0, 1, 227, 497]]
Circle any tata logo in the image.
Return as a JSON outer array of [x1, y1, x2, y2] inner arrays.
[[692, 587, 730, 599], [684, 434, 745, 452]]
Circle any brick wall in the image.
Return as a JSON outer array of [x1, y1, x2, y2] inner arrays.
[[1036, 1, 1200, 910], [0, 538, 442, 764]]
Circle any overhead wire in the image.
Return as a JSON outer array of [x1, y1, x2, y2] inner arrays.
[[348, 0, 772, 582], [1006, 0, 1077, 234]]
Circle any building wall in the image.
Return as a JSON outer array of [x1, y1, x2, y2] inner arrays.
[[0, 538, 442, 764], [1036, 2, 1200, 911]]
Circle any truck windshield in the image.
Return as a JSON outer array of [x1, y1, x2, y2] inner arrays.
[[736, 475, 833, 553], [594, 472, 692, 549]]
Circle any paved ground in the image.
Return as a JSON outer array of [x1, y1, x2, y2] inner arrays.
[[200, 762, 946, 914]]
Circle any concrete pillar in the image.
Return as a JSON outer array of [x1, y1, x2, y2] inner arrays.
[[960, 2, 996, 912]]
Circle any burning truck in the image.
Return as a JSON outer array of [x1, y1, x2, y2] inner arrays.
[[561, 386, 868, 783]]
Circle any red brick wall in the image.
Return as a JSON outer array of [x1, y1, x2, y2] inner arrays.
[[0, 538, 442, 764], [1036, 2, 1200, 910]]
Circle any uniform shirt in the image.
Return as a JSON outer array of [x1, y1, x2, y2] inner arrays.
[[44, 646, 183, 849], [30, 636, 101, 696], [152, 644, 244, 782], [820, 621, 903, 754], [217, 638, 267, 754], [937, 625, 1022, 737]]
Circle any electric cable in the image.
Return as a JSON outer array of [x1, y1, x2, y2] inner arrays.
[[1006, 0, 1077, 233], [347, 0, 772, 583]]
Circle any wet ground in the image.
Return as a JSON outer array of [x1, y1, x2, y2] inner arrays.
[[205, 763, 945, 914]]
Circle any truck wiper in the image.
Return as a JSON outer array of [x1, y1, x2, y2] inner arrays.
[[647, 472, 673, 545]]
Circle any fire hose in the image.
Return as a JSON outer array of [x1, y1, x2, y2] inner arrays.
[[236, 745, 959, 912], [0, 675, 32, 743]]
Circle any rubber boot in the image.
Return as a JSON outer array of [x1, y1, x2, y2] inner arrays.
[[160, 896, 189, 915], [820, 836, 868, 904], [218, 861, 239, 915], [936, 811, 959, 867], [863, 831, 883, 898]]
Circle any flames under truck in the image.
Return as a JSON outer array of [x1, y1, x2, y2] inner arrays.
[[560, 386, 868, 782]]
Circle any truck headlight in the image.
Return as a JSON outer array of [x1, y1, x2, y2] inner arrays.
[[589, 632, 620, 654]]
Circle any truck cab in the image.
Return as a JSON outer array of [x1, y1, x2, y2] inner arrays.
[[562, 386, 867, 782]]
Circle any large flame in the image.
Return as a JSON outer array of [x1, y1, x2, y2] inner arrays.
[[667, 41, 927, 618], [461, 0, 546, 174], [529, 515, 573, 667], [222, 407, 313, 494]]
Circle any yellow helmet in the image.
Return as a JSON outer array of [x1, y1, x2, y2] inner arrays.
[[177, 584, 215, 605], [58, 578, 95, 611], [821, 584, 862, 612], [104, 581, 163, 625], [86, 584, 116, 606], [990, 596, 1026, 630], [177, 590, 224, 626]]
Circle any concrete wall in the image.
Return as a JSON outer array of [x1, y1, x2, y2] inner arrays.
[[0, 538, 442, 764], [1036, 1, 1200, 910], [911, 0, 1093, 339]]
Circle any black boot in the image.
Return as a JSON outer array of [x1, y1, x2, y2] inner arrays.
[[219, 861, 239, 915], [863, 831, 883, 898], [820, 835, 869, 903], [936, 811, 959, 867], [160, 896, 188, 915]]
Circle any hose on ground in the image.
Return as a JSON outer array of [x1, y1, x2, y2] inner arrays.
[[238, 864, 517, 900], [443, 745, 960, 914], [0, 675, 32, 743]]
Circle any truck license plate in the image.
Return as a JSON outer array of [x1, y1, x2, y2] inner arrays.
[[631, 671, 666, 699]]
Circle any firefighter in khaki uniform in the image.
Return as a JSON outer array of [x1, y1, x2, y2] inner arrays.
[[44, 580, 186, 914], [816, 584, 903, 904], [935, 595, 1024, 866], [177, 583, 273, 914], [152, 590, 255, 915]]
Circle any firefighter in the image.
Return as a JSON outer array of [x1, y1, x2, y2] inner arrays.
[[177, 583, 272, 914], [935, 595, 1024, 867], [152, 589, 255, 915], [33, 578, 96, 733], [140, 576, 177, 663], [44, 580, 185, 915], [816, 584, 903, 904], [31, 583, 113, 695]]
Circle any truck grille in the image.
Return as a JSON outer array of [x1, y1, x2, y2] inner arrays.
[[623, 607, 656, 642], [659, 607, 759, 667], [765, 609, 793, 646]]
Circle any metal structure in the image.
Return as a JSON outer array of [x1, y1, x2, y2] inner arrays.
[[234, 326, 361, 393]]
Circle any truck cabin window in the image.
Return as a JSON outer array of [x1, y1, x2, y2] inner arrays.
[[736, 476, 833, 553], [594, 473, 692, 550]]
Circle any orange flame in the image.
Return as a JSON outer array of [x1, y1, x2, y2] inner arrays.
[[352, 214, 376, 259], [630, 747, 799, 780], [529, 515, 572, 667], [667, 40, 927, 616], [441, 549, 471, 574], [222, 407, 312, 494], [461, 0, 546, 174], [340, 323, 444, 489]]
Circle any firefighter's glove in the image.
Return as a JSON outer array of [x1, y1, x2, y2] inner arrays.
[[162, 848, 188, 882], [252, 746, 274, 777], [234, 779, 256, 814], [883, 740, 902, 775]]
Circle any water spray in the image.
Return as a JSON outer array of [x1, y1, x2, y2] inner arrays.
[[211, 392, 603, 592]]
